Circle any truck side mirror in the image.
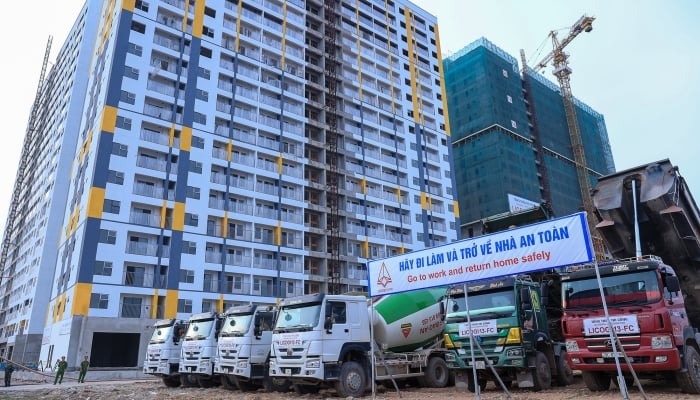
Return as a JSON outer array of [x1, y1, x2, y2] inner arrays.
[[520, 288, 532, 311], [666, 276, 680, 293], [324, 316, 333, 332]]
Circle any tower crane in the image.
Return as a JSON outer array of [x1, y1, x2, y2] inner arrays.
[[526, 15, 605, 259]]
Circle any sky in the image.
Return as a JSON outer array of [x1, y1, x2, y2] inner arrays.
[[0, 0, 699, 229]]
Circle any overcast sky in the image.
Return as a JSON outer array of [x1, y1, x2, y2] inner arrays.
[[0, 0, 698, 230]]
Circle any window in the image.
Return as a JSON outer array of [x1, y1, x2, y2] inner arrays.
[[116, 116, 132, 130], [204, 6, 216, 17], [327, 301, 346, 324], [202, 26, 214, 38], [188, 161, 202, 174], [186, 186, 200, 199], [90, 293, 109, 309], [94, 261, 113, 276], [177, 299, 192, 313], [120, 91, 136, 105], [98, 229, 117, 244], [124, 66, 139, 80], [127, 42, 143, 56], [182, 241, 197, 255], [197, 67, 211, 80], [185, 213, 199, 226], [122, 297, 142, 318], [191, 136, 205, 149], [103, 199, 121, 214], [135, 0, 149, 12], [111, 142, 128, 157], [195, 89, 209, 101], [179, 269, 194, 283], [131, 21, 146, 34], [200, 46, 212, 58], [194, 112, 207, 125], [107, 170, 124, 185]]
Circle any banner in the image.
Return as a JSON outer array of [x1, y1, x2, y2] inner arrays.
[[367, 212, 593, 297], [508, 193, 540, 213]]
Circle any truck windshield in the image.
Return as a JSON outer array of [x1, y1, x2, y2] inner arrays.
[[448, 290, 515, 322], [220, 313, 253, 337], [185, 318, 215, 340], [275, 302, 321, 331], [563, 270, 662, 310], [149, 323, 174, 344]]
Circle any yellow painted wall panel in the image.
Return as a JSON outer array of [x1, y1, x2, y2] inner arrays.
[[86, 187, 105, 219]]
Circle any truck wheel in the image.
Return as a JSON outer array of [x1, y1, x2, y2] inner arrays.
[[233, 376, 258, 391], [582, 371, 611, 391], [197, 375, 216, 388], [335, 361, 367, 397], [677, 346, 700, 393], [263, 375, 291, 392], [423, 357, 450, 388], [293, 384, 320, 394], [162, 375, 181, 387], [180, 373, 198, 387], [556, 351, 574, 386], [221, 375, 238, 390], [532, 351, 552, 391], [467, 375, 487, 393]]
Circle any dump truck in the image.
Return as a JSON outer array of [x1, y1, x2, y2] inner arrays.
[[444, 273, 572, 391], [178, 311, 224, 387], [143, 318, 189, 387], [215, 304, 290, 392], [268, 288, 454, 397], [561, 159, 700, 392]]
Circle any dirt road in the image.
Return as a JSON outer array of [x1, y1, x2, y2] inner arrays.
[[0, 375, 697, 400]]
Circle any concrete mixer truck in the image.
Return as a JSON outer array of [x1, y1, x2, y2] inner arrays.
[[143, 318, 189, 387], [268, 288, 453, 397]]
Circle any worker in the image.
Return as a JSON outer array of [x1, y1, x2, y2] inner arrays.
[[4, 361, 13, 387], [54, 356, 68, 385], [78, 356, 90, 383]]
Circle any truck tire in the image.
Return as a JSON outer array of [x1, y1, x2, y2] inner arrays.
[[582, 371, 611, 391], [556, 351, 574, 386], [197, 375, 216, 388], [423, 357, 450, 388], [676, 345, 700, 393], [180, 373, 198, 387], [532, 351, 552, 391], [233, 376, 258, 391], [467, 375, 487, 393], [162, 375, 181, 387], [263, 375, 291, 392], [221, 375, 238, 390], [335, 361, 367, 397]]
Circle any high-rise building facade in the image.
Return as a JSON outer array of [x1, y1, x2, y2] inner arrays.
[[444, 38, 614, 236], [0, 3, 101, 364], [0, 0, 457, 368]]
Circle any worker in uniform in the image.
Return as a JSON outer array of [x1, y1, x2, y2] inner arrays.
[[4, 361, 13, 387], [54, 356, 68, 385], [78, 356, 90, 383]]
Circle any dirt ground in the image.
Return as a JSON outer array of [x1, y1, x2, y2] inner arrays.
[[1, 375, 698, 400]]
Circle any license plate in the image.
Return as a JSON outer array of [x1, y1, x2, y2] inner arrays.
[[475, 361, 486, 369], [602, 352, 620, 358], [285, 368, 292, 375]]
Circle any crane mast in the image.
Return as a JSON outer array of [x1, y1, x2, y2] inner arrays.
[[530, 15, 604, 259]]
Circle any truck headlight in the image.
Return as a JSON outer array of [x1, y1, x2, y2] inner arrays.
[[506, 347, 523, 357], [237, 360, 248, 368], [199, 359, 209, 368], [651, 336, 673, 349], [566, 340, 580, 352], [306, 359, 320, 368], [269, 359, 276, 368]]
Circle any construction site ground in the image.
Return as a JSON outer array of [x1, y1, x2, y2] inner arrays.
[[0, 371, 698, 400]]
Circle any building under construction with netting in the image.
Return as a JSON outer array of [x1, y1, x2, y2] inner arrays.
[[444, 37, 614, 237]]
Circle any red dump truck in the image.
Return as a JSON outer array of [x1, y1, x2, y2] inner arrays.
[[561, 159, 700, 392]]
